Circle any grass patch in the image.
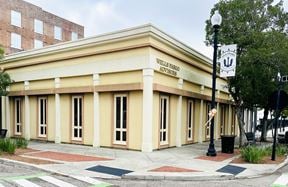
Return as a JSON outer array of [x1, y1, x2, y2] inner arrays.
[[240, 146, 265, 163], [0, 138, 29, 154], [0, 138, 16, 154], [240, 144, 288, 163], [14, 138, 28, 148]]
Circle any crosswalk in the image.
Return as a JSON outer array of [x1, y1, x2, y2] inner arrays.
[[271, 173, 288, 187], [0, 174, 111, 187]]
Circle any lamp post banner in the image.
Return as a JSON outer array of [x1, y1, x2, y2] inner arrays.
[[219, 44, 237, 77]]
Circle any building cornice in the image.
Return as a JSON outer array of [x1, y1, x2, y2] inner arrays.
[[2, 24, 212, 67]]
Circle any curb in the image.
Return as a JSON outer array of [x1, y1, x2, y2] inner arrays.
[[122, 173, 235, 181]]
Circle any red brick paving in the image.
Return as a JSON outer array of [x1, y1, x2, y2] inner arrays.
[[149, 166, 200, 172], [25, 151, 113, 162], [195, 151, 238, 162]]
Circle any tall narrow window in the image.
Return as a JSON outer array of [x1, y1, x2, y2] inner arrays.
[[160, 96, 169, 145], [34, 19, 43, 34], [220, 105, 226, 135], [71, 32, 78, 41], [14, 98, 22, 135], [114, 94, 127, 145], [72, 96, 83, 141], [11, 33, 21, 49], [187, 100, 194, 141], [38, 97, 47, 137], [205, 103, 211, 139], [11, 10, 21, 27], [54, 26, 62, 40]]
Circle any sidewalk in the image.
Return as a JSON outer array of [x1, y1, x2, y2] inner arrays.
[[3, 140, 288, 181]]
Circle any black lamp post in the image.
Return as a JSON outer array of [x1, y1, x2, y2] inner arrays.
[[271, 72, 281, 161], [207, 10, 222, 157]]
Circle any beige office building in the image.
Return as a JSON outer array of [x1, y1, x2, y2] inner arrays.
[[0, 24, 237, 152]]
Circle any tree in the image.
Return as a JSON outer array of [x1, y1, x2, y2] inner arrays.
[[205, 0, 288, 146], [0, 47, 12, 96]]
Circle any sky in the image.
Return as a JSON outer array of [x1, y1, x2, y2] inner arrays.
[[24, 0, 288, 59]]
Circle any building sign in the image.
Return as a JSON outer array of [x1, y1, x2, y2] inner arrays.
[[156, 58, 180, 77], [219, 44, 237, 77]]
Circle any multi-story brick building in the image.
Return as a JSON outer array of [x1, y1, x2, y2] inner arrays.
[[0, 0, 84, 54]]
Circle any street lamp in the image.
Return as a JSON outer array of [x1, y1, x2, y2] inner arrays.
[[207, 10, 222, 157], [271, 72, 281, 161]]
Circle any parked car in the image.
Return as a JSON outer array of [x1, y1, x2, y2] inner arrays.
[[278, 128, 288, 144]]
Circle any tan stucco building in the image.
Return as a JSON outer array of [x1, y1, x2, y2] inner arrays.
[[0, 24, 237, 152]]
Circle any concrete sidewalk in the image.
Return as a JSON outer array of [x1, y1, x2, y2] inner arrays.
[[4, 140, 288, 181]]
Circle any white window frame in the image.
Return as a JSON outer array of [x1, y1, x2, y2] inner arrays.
[[34, 19, 43, 34], [11, 10, 21, 27], [187, 100, 194, 141], [38, 97, 47, 137], [114, 94, 127, 145], [14, 98, 22, 135], [11, 33, 21, 49], [205, 103, 211, 139], [72, 96, 83, 141], [34, 39, 43, 49], [54, 26, 62, 40], [160, 96, 169, 145], [71, 32, 78, 41]]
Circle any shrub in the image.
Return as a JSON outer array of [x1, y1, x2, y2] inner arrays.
[[276, 145, 288, 156], [14, 138, 28, 148], [0, 138, 16, 154], [240, 146, 266, 163]]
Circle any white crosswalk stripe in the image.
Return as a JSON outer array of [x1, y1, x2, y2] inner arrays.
[[14, 179, 41, 187], [1, 175, 110, 187], [272, 173, 288, 187], [70, 175, 103, 185], [39, 176, 77, 187]]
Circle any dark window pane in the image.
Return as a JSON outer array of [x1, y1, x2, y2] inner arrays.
[[116, 97, 121, 128], [188, 130, 191, 138], [16, 100, 20, 123], [79, 98, 82, 126], [163, 132, 166, 141], [74, 129, 78, 137], [123, 97, 127, 129], [44, 126, 46, 135], [122, 131, 126, 141], [17, 125, 20, 133], [163, 99, 166, 129], [44, 99, 47, 124], [40, 100, 44, 124], [41, 126, 44, 135], [79, 129, 82, 138], [160, 100, 163, 129], [116, 131, 121, 141], [74, 98, 78, 126], [160, 132, 162, 141]]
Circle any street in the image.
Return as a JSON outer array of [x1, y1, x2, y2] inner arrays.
[[0, 160, 287, 187], [0, 160, 110, 187]]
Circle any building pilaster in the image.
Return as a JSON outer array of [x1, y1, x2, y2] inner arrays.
[[93, 74, 100, 147], [24, 81, 30, 140], [198, 85, 205, 143], [55, 78, 61, 143], [176, 79, 183, 147], [141, 68, 154, 152]]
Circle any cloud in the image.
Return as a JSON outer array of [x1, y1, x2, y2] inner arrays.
[[72, 1, 131, 36]]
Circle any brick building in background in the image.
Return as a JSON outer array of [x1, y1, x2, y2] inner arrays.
[[0, 0, 84, 54]]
